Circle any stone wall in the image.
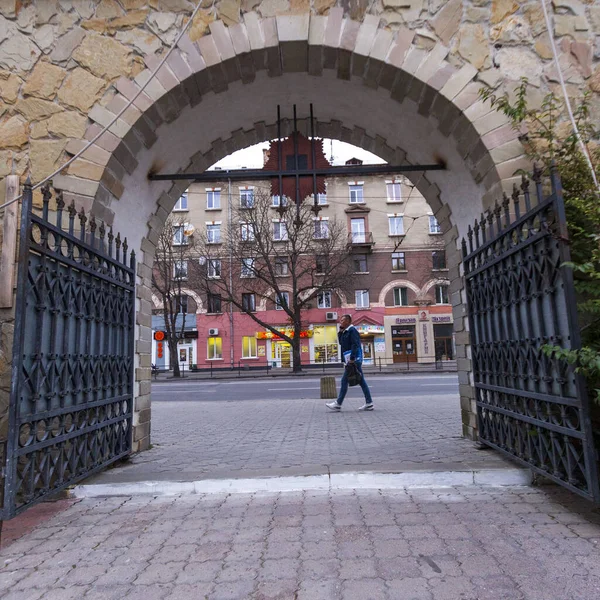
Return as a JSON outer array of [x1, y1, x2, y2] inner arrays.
[[0, 1, 598, 450]]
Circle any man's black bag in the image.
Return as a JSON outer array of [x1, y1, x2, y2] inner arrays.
[[345, 362, 362, 387]]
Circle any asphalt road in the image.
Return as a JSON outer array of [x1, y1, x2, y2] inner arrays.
[[151, 373, 459, 401]]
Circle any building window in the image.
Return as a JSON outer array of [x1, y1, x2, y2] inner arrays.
[[386, 182, 401, 203], [317, 291, 332, 309], [272, 195, 288, 207], [241, 258, 255, 278], [314, 220, 329, 239], [207, 336, 222, 359], [207, 293, 222, 313], [389, 216, 404, 236], [241, 223, 255, 241], [317, 192, 327, 204], [174, 192, 188, 211], [275, 257, 288, 276], [275, 291, 289, 311], [429, 215, 442, 234], [242, 293, 256, 312], [435, 285, 449, 304], [207, 224, 221, 244], [207, 259, 221, 279], [349, 184, 364, 203], [392, 252, 406, 270], [240, 188, 254, 208], [393, 287, 408, 307], [355, 289, 369, 308], [353, 254, 368, 273], [350, 218, 366, 243], [432, 250, 447, 270], [173, 260, 188, 280], [273, 221, 288, 241], [207, 189, 221, 209], [313, 325, 339, 364], [316, 255, 327, 274], [174, 294, 188, 313], [173, 224, 187, 245], [242, 336, 257, 358]]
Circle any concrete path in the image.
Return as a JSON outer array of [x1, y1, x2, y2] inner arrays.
[[83, 387, 520, 490], [2, 485, 600, 600]]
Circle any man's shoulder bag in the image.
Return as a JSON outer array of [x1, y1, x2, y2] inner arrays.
[[345, 362, 362, 387]]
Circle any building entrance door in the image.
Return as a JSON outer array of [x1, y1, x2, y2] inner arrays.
[[178, 343, 196, 370], [391, 325, 417, 363], [272, 341, 293, 368], [362, 340, 374, 364]]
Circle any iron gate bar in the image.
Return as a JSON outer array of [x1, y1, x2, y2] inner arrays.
[[1, 180, 136, 520], [462, 166, 600, 503]]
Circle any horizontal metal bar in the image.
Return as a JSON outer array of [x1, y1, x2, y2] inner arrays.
[[148, 163, 446, 182], [477, 437, 596, 502], [475, 382, 580, 407]]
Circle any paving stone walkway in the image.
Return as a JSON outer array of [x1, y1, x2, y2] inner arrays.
[[2, 485, 600, 599], [89, 392, 513, 485]]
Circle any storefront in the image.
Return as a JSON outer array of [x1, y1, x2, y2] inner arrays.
[[152, 315, 198, 371], [432, 316, 455, 360], [257, 326, 313, 368], [390, 322, 417, 363], [313, 324, 339, 363], [354, 323, 385, 365]]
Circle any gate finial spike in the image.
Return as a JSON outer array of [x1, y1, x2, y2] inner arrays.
[[520, 173, 529, 193], [532, 163, 542, 184], [99, 221, 106, 240], [56, 190, 65, 210]]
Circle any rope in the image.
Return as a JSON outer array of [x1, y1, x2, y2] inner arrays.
[[0, 1, 203, 211]]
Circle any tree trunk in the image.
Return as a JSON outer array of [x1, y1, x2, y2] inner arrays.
[[170, 342, 181, 377], [292, 316, 303, 373]]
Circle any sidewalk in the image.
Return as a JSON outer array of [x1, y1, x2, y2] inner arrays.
[[2, 485, 600, 599]]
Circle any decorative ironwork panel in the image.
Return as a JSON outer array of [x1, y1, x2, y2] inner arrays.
[[462, 166, 599, 502], [1, 181, 136, 519]]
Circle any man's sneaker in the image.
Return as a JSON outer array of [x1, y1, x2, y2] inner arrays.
[[358, 403, 374, 411], [325, 401, 341, 411]]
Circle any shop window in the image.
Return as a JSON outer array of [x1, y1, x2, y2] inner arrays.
[[242, 293, 256, 312], [276, 291, 289, 310], [354, 254, 368, 273], [355, 289, 369, 308], [393, 287, 408, 307], [208, 293, 222, 313], [242, 336, 257, 358], [432, 250, 447, 270], [317, 291, 332, 309], [207, 337, 222, 360], [435, 285, 449, 304], [392, 252, 406, 270], [314, 325, 339, 364]]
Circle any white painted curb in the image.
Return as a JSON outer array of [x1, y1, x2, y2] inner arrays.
[[72, 468, 532, 498]]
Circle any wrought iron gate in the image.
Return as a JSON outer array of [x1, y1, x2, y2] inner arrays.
[[462, 166, 600, 502], [1, 181, 135, 519]]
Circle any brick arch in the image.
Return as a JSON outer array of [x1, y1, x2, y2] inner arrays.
[[378, 279, 422, 306], [61, 14, 530, 450]]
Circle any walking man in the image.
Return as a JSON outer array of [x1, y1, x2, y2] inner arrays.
[[326, 314, 374, 411]]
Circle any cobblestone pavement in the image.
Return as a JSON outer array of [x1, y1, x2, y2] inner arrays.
[[2, 485, 600, 599], [91, 392, 513, 484]]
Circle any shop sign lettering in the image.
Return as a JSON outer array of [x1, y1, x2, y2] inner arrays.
[[395, 317, 416, 324], [432, 316, 452, 322]]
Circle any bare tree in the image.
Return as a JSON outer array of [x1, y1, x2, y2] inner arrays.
[[151, 216, 199, 378], [195, 190, 354, 372]]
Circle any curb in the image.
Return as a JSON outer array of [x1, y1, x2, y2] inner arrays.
[[73, 468, 532, 498]]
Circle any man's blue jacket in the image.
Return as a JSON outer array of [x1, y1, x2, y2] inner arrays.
[[338, 325, 363, 363]]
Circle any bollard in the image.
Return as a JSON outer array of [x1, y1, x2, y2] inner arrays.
[[320, 376, 337, 399]]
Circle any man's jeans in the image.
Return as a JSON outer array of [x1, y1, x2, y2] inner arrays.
[[337, 361, 373, 405]]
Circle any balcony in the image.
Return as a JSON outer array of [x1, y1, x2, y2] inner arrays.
[[347, 231, 374, 251]]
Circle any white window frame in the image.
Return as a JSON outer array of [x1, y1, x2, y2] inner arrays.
[[173, 260, 188, 280], [350, 218, 366, 243], [355, 289, 369, 308], [317, 192, 327, 205], [274, 257, 288, 277], [435, 285, 450, 304], [172, 224, 187, 246], [317, 291, 332, 309], [275, 291, 290, 311], [240, 187, 254, 208], [386, 181, 402, 203], [206, 222, 221, 244], [429, 214, 442, 234], [173, 192, 188, 211], [272, 195, 288, 207], [273, 220, 288, 241], [392, 252, 406, 271], [313, 218, 329, 239], [206, 188, 221, 210], [388, 215, 405, 236], [348, 183, 364, 204], [242, 336, 257, 358], [241, 258, 255, 278], [207, 259, 221, 279], [207, 337, 222, 360], [240, 222, 255, 241], [393, 287, 408, 307]]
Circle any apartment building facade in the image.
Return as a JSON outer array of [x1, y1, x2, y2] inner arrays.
[[152, 159, 453, 371]]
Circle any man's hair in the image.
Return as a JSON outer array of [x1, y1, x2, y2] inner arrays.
[[341, 314, 353, 322]]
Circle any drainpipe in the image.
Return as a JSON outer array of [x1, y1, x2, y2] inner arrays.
[[228, 177, 234, 368]]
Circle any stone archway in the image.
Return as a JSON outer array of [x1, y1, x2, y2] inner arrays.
[[2, 4, 598, 453]]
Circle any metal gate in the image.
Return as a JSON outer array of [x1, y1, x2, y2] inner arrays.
[[1, 181, 135, 519], [462, 166, 600, 502]]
